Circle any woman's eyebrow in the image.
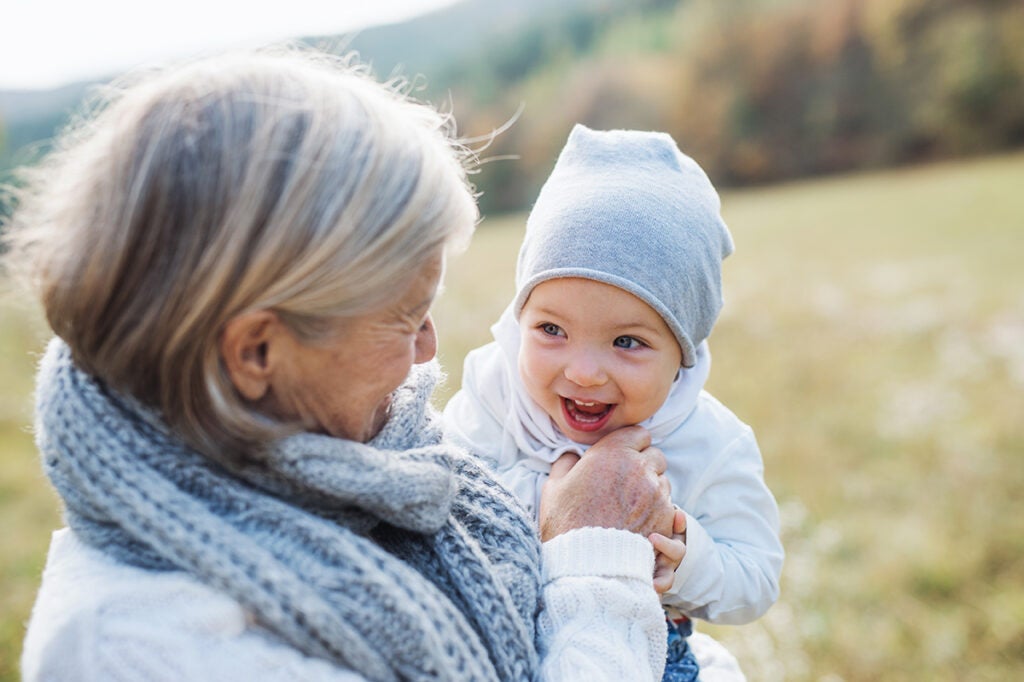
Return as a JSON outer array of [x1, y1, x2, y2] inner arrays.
[[409, 295, 435, 317]]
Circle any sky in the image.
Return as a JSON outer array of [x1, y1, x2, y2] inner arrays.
[[1, 0, 459, 91]]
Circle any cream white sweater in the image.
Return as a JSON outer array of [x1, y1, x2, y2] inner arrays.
[[22, 528, 745, 681], [22, 527, 663, 681]]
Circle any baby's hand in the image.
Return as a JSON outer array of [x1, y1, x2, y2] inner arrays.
[[649, 508, 687, 594]]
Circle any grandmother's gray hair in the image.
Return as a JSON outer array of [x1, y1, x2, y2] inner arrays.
[[2, 48, 479, 463]]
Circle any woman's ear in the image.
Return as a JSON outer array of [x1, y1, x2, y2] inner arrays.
[[220, 310, 281, 401]]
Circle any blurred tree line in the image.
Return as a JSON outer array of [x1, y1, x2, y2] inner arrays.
[[2, 0, 1022, 218], [425, 0, 1024, 214], [0, 81, 91, 222]]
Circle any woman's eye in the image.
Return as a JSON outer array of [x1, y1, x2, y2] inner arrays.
[[540, 323, 564, 337], [613, 336, 641, 349]]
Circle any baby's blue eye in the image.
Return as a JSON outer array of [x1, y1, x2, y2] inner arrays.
[[541, 323, 564, 337], [613, 336, 641, 349]]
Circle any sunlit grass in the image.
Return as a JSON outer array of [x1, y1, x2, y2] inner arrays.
[[696, 154, 1024, 682], [0, 296, 56, 681], [2, 151, 1023, 680]]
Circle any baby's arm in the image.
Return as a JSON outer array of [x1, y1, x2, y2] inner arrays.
[[662, 429, 784, 625]]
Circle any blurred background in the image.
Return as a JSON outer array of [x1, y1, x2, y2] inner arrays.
[[1, 0, 1022, 680]]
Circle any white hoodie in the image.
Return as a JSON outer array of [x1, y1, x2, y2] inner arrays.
[[444, 306, 784, 625]]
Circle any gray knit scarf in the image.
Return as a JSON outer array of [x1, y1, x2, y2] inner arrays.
[[35, 338, 541, 682]]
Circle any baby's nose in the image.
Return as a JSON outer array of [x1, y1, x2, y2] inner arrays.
[[563, 353, 607, 387]]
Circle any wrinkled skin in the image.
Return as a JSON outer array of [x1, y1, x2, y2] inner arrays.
[[538, 425, 675, 541]]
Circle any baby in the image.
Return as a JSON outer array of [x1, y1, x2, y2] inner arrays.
[[444, 125, 784, 681]]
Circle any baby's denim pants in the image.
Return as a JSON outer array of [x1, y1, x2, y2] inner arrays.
[[661, 617, 699, 682]]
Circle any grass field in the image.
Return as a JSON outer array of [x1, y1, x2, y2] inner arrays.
[[2, 151, 1023, 680]]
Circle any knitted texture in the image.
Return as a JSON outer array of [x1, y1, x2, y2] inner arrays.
[[513, 124, 735, 368], [35, 338, 541, 682]]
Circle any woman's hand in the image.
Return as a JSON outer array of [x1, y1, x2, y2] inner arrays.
[[538, 425, 675, 541]]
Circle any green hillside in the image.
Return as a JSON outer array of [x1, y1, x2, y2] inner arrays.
[[3, 152, 1022, 681], [3, 0, 1023, 216]]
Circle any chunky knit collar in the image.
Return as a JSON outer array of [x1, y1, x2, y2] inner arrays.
[[35, 338, 540, 681]]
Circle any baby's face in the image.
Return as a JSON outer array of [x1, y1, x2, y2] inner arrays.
[[518, 277, 682, 445]]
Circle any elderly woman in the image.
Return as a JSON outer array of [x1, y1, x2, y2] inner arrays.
[[4, 50, 681, 681]]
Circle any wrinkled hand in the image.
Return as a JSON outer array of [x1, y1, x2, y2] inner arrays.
[[650, 508, 688, 594], [538, 425, 675, 541]]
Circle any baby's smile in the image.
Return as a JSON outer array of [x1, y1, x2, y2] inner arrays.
[[561, 397, 616, 433]]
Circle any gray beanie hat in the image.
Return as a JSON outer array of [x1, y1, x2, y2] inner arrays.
[[513, 124, 735, 368]]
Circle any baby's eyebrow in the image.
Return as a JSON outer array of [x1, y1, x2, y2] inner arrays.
[[525, 304, 567, 319], [615, 321, 663, 333]]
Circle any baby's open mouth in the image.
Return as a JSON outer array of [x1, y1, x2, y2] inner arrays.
[[561, 397, 615, 432]]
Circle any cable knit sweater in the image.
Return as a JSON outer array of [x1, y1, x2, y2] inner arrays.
[[24, 526, 675, 681]]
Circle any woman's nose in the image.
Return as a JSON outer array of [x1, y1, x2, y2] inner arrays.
[[414, 314, 438, 364], [563, 351, 606, 387]]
